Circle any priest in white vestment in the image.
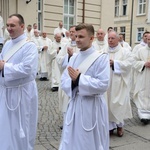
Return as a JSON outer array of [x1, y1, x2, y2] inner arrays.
[[3, 27, 10, 44], [119, 33, 132, 51], [50, 33, 62, 91], [31, 29, 41, 74], [131, 31, 150, 98], [104, 31, 133, 137], [24, 24, 32, 40], [59, 23, 110, 150], [54, 21, 67, 38], [56, 25, 80, 114], [61, 30, 71, 44], [104, 27, 113, 42], [133, 33, 150, 125], [92, 28, 108, 52], [38, 31, 52, 81], [0, 14, 38, 150]]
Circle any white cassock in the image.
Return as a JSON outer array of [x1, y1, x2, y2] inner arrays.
[[54, 27, 67, 37], [61, 37, 71, 44], [120, 41, 132, 51], [133, 45, 150, 119], [0, 34, 38, 150], [50, 40, 62, 88], [59, 47, 110, 150], [56, 41, 80, 113], [31, 36, 41, 73], [24, 30, 32, 40], [92, 39, 108, 52], [3, 28, 10, 43], [38, 37, 52, 78], [130, 42, 147, 97], [104, 44, 133, 130], [132, 41, 146, 53]]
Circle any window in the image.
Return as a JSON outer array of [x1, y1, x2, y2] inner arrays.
[[120, 26, 126, 40], [114, 27, 118, 32], [138, 0, 146, 15], [122, 0, 127, 16], [38, 0, 42, 31], [115, 0, 119, 17], [64, 0, 75, 30], [137, 27, 144, 42]]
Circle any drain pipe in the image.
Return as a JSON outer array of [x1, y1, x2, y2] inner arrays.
[[82, 0, 85, 23], [130, 0, 134, 47]]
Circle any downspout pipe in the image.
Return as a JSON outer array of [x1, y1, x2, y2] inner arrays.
[[130, 0, 134, 46], [82, 0, 85, 23]]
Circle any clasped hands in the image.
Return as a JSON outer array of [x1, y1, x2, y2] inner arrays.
[[68, 66, 80, 82], [110, 59, 114, 67], [0, 60, 5, 70]]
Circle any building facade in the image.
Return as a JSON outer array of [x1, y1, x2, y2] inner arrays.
[[0, 0, 102, 39], [101, 0, 150, 48], [0, 0, 150, 47]]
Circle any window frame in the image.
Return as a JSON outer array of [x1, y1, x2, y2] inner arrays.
[[136, 27, 144, 42], [63, 0, 76, 30], [120, 26, 126, 40], [115, 0, 120, 17], [137, 0, 146, 15], [38, 0, 42, 31], [122, 0, 127, 16]]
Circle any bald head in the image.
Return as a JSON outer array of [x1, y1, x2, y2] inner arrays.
[[34, 29, 39, 37], [108, 31, 119, 48], [96, 28, 105, 41], [42, 31, 47, 38], [55, 33, 61, 42], [59, 22, 63, 28]]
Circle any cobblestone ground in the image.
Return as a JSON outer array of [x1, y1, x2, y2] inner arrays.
[[35, 79, 140, 150], [35, 79, 62, 150]]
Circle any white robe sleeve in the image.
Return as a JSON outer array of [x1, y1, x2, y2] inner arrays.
[[4, 42, 38, 81], [133, 47, 146, 72], [61, 54, 110, 97], [78, 54, 110, 96]]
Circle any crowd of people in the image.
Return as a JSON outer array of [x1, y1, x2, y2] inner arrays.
[[0, 13, 150, 150]]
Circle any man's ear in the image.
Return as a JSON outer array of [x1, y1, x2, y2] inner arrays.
[[90, 35, 94, 41], [21, 24, 25, 30]]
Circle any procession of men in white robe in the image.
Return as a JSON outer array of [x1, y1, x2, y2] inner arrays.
[[1, 13, 150, 149]]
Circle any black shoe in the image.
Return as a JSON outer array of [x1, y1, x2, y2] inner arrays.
[[51, 87, 58, 92], [141, 119, 149, 125], [43, 77, 49, 81], [39, 77, 44, 81], [60, 126, 63, 130]]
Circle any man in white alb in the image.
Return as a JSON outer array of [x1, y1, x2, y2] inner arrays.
[[92, 28, 108, 52], [38, 31, 52, 81], [54, 21, 67, 38], [133, 33, 150, 125], [104, 31, 133, 137], [0, 13, 38, 150], [59, 23, 110, 150], [50, 33, 62, 92]]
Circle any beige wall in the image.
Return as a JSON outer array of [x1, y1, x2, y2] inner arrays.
[[100, 1, 114, 33], [1, 0, 37, 30], [43, 0, 63, 38], [43, 0, 102, 39], [3, 0, 149, 46], [132, 0, 149, 46], [17, 0, 37, 27]]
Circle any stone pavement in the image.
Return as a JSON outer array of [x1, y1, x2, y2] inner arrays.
[[34, 79, 150, 150]]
